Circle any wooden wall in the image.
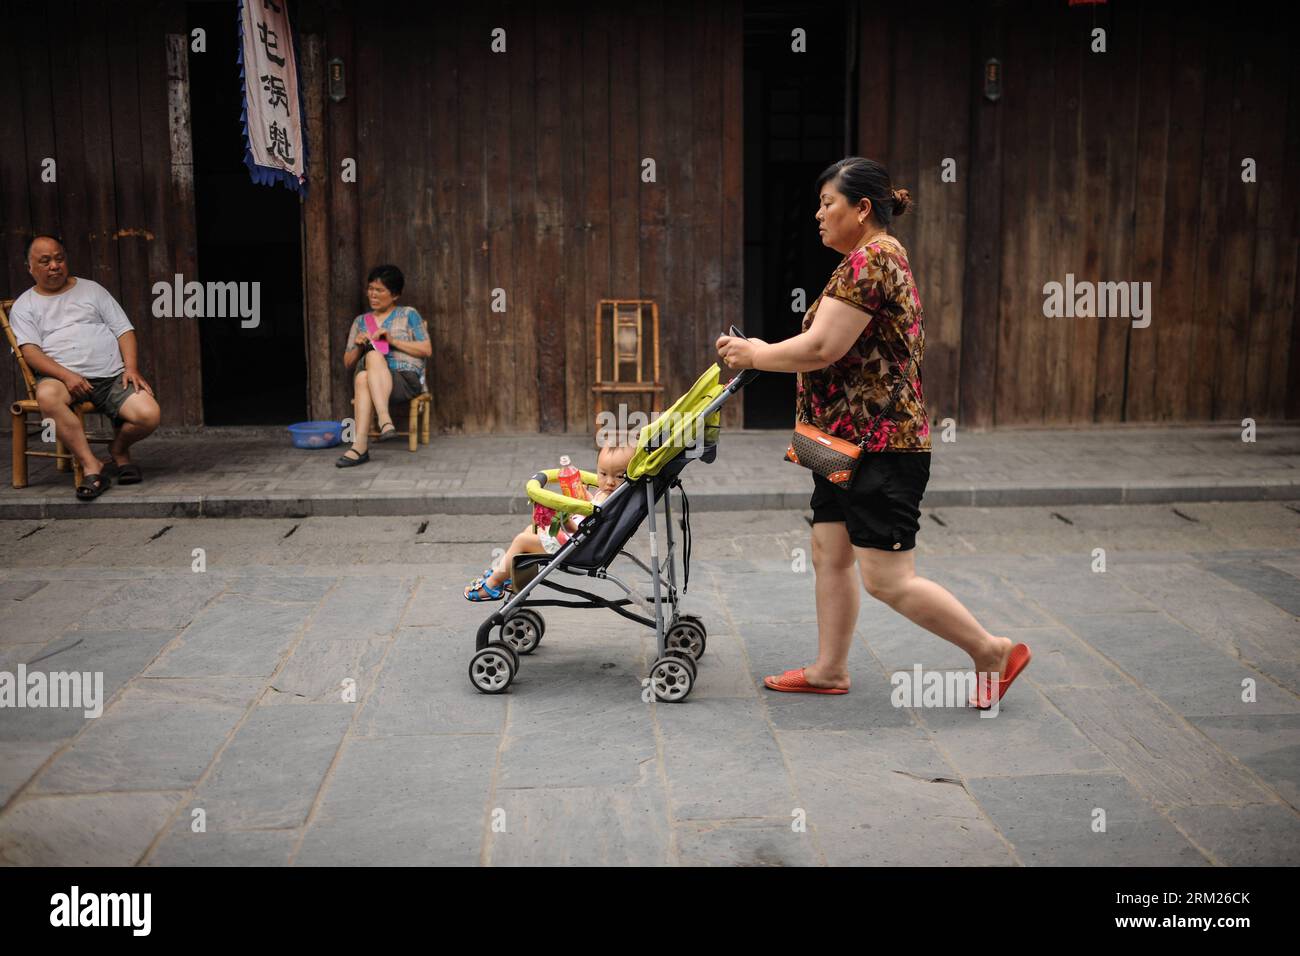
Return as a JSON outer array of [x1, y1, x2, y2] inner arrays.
[[862, 0, 1299, 428], [299, 0, 745, 433], [3, 0, 1295, 436], [0, 0, 203, 426]]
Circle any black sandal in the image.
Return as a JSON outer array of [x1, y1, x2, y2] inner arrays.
[[105, 461, 144, 484], [75, 471, 111, 501], [335, 448, 370, 468], [377, 421, 398, 442]]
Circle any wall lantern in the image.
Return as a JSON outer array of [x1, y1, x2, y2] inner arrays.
[[328, 57, 346, 103], [983, 58, 1001, 102]]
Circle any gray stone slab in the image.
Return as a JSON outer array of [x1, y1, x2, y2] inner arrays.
[[497, 706, 656, 790], [265, 638, 388, 706], [1201, 559, 1300, 617], [0, 791, 180, 865], [918, 688, 1113, 778], [1041, 684, 1276, 808], [1007, 625, 1137, 689], [675, 819, 823, 866], [0, 580, 49, 602], [778, 727, 1014, 866], [145, 596, 311, 677], [301, 576, 416, 641], [0, 741, 59, 808], [70, 576, 225, 631], [0, 629, 178, 742], [656, 699, 795, 820], [186, 704, 352, 830], [1166, 804, 1300, 866], [146, 826, 297, 866], [1116, 562, 1300, 693], [488, 783, 671, 866], [1057, 611, 1300, 718], [1007, 558, 1159, 617], [30, 677, 264, 794], [966, 773, 1208, 866], [294, 734, 496, 865], [0, 578, 119, 646], [356, 627, 506, 735], [223, 574, 336, 604], [1188, 713, 1300, 810]]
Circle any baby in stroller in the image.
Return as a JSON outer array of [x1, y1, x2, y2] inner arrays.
[[464, 436, 639, 602]]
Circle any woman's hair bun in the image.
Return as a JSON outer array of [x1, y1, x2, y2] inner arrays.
[[892, 188, 913, 217]]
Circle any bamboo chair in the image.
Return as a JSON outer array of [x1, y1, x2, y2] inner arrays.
[[1, 298, 113, 489]]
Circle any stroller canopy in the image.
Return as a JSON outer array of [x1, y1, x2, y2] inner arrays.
[[626, 364, 725, 481]]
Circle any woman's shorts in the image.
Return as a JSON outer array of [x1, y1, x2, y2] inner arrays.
[[354, 353, 423, 402], [809, 452, 931, 551]]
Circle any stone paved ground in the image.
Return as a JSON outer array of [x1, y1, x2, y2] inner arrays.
[[2, 424, 1297, 518], [1, 500, 1297, 865]]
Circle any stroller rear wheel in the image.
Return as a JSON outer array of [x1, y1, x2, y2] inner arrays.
[[665, 620, 707, 660], [649, 654, 695, 702], [469, 642, 518, 694], [501, 608, 545, 655]]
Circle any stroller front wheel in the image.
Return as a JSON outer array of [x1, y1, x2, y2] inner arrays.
[[469, 642, 518, 694], [649, 655, 695, 703], [501, 609, 545, 655], [665, 620, 707, 661]]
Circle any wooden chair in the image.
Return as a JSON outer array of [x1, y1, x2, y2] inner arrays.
[[353, 391, 432, 452], [2, 298, 113, 489], [591, 299, 664, 442]]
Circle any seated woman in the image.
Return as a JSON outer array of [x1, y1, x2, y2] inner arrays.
[[337, 265, 432, 467]]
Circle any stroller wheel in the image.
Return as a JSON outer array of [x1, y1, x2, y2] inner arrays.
[[679, 614, 708, 638], [501, 609, 545, 655], [469, 642, 517, 694], [649, 655, 695, 703], [666, 621, 707, 661]]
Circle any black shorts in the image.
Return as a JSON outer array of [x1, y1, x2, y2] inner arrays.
[[809, 452, 931, 551], [354, 350, 424, 402]]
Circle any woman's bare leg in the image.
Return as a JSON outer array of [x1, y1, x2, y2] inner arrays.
[[363, 350, 395, 430], [350, 370, 373, 455], [855, 548, 1013, 676], [800, 521, 856, 690]]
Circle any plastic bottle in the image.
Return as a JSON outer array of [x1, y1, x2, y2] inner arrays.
[[557, 455, 588, 501]]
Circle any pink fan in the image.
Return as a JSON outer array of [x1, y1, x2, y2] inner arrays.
[[364, 314, 390, 354]]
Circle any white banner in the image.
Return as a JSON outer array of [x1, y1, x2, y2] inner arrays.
[[240, 0, 305, 190]]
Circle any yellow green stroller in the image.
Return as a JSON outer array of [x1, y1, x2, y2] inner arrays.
[[468, 363, 759, 701]]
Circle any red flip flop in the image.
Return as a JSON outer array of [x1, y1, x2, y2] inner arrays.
[[763, 668, 849, 695], [970, 643, 1032, 709]]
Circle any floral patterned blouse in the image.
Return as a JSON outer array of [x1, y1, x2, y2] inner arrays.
[[794, 234, 931, 451]]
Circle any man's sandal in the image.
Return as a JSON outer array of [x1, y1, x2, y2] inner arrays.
[[464, 575, 509, 602], [75, 471, 111, 501], [104, 461, 144, 484]]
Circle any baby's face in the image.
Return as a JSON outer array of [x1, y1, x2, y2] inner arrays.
[[595, 447, 634, 497]]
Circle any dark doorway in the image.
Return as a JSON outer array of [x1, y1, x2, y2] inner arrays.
[[742, 1, 852, 428], [187, 0, 306, 425]]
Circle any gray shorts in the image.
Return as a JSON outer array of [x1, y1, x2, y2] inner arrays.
[[40, 373, 138, 425]]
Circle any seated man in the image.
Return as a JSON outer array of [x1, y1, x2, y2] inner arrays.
[[9, 235, 161, 499]]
